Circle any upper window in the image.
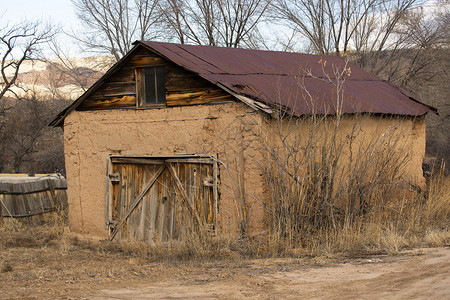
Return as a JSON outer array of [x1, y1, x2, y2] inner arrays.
[[136, 67, 165, 107]]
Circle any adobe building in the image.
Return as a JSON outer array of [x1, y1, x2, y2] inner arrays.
[[51, 41, 436, 242]]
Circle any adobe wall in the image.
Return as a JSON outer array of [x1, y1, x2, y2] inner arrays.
[[64, 103, 427, 239], [260, 114, 427, 187], [63, 102, 265, 238]]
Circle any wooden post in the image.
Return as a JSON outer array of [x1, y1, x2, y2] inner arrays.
[[212, 154, 219, 234], [105, 158, 111, 230]]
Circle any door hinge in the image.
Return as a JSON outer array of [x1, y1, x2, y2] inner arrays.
[[108, 173, 120, 183]]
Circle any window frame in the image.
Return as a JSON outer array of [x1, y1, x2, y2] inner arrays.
[[135, 66, 166, 108]]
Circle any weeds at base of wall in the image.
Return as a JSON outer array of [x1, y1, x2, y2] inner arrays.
[[61, 168, 450, 259], [0, 211, 65, 249], [260, 163, 450, 257], [0, 175, 448, 261], [256, 108, 449, 257]]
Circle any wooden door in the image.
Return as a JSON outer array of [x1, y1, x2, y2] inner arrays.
[[106, 157, 217, 242]]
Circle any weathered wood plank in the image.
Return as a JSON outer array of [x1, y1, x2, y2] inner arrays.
[[157, 171, 166, 241], [136, 166, 146, 241], [102, 82, 136, 96], [78, 46, 236, 110], [110, 164, 165, 241], [111, 157, 165, 165], [165, 158, 214, 164], [168, 163, 204, 230], [105, 159, 111, 229], [212, 158, 218, 231], [126, 55, 165, 68], [148, 168, 158, 241], [79, 95, 136, 110], [166, 91, 234, 106]]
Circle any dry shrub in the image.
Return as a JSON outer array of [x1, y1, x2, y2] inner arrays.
[[260, 112, 449, 256], [94, 229, 250, 262], [0, 212, 65, 249]]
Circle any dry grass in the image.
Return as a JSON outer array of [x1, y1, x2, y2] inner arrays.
[[1, 161, 448, 262], [2, 165, 448, 261], [258, 111, 450, 257], [93, 166, 449, 260], [0, 170, 448, 262], [0, 212, 65, 250]]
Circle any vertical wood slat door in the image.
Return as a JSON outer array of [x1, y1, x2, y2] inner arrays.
[[108, 158, 216, 242]]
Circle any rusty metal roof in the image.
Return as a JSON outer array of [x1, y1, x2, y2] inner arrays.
[[50, 41, 437, 126], [138, 41, 436, 116]]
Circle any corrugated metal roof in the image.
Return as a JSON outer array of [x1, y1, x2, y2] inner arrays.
[[50, 41, 437, 126], [138, 41, 436, 116]]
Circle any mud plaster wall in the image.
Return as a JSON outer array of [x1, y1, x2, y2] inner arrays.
[[64, 102, 266, 238], [260, 114, 427, 187], [64, 102, 427, 238]]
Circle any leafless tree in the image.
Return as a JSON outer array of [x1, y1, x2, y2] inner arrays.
[[47, 40, 110, 98], [158, 0, 217, 45], [0, 94, 68, 174], [375, 5, 449, 88], [392, 5, 450, 169], [72, 0, 161, 60], [0, 20, 55, 173], [271, 0, 422, 55], [159, 0, 270, 47], [0, 20, 54, 100]]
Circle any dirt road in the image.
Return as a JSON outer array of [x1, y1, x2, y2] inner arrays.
[[1, 235, 449, 299], [95, 247, 450, 299]]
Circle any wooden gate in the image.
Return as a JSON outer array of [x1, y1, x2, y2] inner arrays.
[[105, 156, 218, 242]]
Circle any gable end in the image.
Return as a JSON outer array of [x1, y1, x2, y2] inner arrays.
[[50, 45, 236, 126]]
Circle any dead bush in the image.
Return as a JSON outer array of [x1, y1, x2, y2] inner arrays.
[[0, 211, 66, 249], [259, 111, 449, 256]]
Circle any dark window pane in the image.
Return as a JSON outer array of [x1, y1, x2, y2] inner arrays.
[[155, 67, 165, 104], [143, 68, 156, 104], [141, 67, 165, 106]]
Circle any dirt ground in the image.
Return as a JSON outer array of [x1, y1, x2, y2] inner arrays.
[[0, 235, 449, 300]]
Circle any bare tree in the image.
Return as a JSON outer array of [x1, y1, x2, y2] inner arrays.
[[47, 40, 110, 98], [0, 20, 55, 172], [0, 20, 54, 100], [375, 5, 449, 88], [272, 0, 422, 55], [159, 0, 270, 47], [217, 0, 271, 47], [0, 94, 68, 174], [391, 5, 450, 169], [158, 0, 218, 45], [72, 0, 160, 60]]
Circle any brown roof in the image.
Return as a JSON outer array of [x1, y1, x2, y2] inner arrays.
[[50, 41, 436, 126], [139, 41, 436, 116]]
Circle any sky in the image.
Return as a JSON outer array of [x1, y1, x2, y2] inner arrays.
[[2, 0, 79, 29], [1, 0, 83, 57], [2, 0, 444, 28], [1, 0, 446, 58]]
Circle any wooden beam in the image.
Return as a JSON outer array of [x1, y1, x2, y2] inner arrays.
[[110, 157, 165, 165], [212, 156, 219, 234], [105, 158, 111, 230], [217, 83, 273, 115], [109, 164, 166, 241], [165, 158, 214, 164], [46, 179, 56, 207]]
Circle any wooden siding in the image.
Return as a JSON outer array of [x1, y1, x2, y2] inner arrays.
[[78, 47, 235, 110], [108, 158, 216, 242]]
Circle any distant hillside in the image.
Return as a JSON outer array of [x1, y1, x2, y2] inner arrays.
[[4, 56, 113, 100]]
